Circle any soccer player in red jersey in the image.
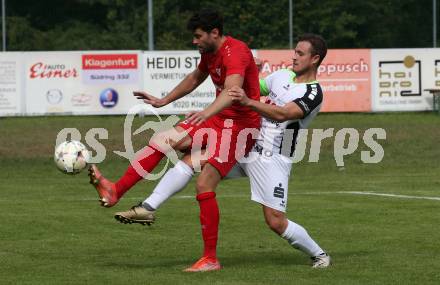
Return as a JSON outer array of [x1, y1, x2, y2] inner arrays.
[[89, 9, 260, 271]]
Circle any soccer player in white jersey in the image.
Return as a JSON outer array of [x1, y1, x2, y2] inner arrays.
[[115, 33, 330, 270], [227, 33, 330, 268]]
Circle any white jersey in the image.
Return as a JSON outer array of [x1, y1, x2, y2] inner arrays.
[[228, 69, 324, 212], [257, 69, 323, 157]]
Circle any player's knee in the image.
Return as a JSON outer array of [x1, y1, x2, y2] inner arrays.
[[150, 132, 167, 148], [181, 154, 192, 165], [195, 164, 221, 194], [196, 178, 211, 194], [150, 131, 175, 151], [265, 218, 284, 234], [264, 212, 286, 235]]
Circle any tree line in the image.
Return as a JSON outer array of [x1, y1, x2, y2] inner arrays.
[[5, 0, 438, 51]]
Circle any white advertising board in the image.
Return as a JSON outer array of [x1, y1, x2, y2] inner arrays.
[[142, 51, 215, 115], [24, 51, 143, 115], [371, 49, 440, 111], [0, 48, 439, 116], [0, 52, 23, 116], [25, 52, 82, 115], [79, 51, 142, 115]]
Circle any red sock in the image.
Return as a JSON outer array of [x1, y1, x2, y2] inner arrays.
[[115, 145, 165, 198], [196, 192, 219, 259]]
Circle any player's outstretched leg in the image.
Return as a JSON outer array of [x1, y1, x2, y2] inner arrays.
[[263, 206, 331, 268], [88, 127, 190, 208], [88, 164, 118, 207], [114, 202, 155, 226]]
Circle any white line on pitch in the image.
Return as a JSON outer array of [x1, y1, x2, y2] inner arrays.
[[36, 191, 440, 203], [335, 191, 440, 201]]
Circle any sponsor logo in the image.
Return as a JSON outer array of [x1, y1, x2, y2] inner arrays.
[[273, 183, 285, 199], [71, 93, 92, 107], [260, 60, 292, 74], [378, 55, 421, 97], [99, 88, 118, 108], [46, 89, 63, 104], [318, 59, 369, 76], [145, 56, 200, 69], [82, 54, 137, 70], [30, 62, 78, 79]]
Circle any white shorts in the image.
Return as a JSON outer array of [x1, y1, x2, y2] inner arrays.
[[226, 149, 293, 212]]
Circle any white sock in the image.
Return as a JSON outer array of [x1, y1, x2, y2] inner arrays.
[[143, 160, 194, 210], [281, 220, 325, 257]]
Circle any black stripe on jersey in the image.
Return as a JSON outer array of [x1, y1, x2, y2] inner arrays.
[[279, 121, 300, 157], [292, 83, 323, 118]]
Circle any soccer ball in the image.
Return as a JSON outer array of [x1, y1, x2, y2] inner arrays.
[[54, 140, 90, 174]]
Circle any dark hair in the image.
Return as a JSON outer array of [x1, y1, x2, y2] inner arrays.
[[187, 9, 224, 36], [297, 33, 327, 66]]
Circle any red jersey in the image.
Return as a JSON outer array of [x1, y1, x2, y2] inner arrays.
[[198, 36, 260, 127]]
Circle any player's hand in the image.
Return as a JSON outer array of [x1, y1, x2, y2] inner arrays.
[[133, 91, 166, 108], [185, 111, 209, 126], [228, 86, 250, 106]]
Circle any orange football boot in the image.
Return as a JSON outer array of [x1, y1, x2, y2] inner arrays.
[[88, 164, 119, 207], [183, 256, 221, 272]]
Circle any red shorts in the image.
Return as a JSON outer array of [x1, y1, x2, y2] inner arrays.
[[177, 116, 260, 177]]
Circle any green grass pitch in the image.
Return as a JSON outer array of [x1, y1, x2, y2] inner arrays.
[[0, 112, 439, 284]]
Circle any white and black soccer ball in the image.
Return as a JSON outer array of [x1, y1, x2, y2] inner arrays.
[[54, 140, 90, 174]]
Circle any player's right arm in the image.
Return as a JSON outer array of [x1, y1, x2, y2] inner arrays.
[[133, 68, 209, 108], [229, 84, 322, 121], [230, 87, 305, 121]]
